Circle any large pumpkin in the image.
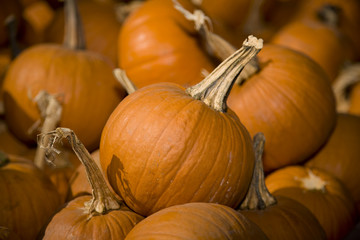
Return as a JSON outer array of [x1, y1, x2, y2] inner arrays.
[[0, 152, 61, 240], [266, 165, 357, 240], [306, 113, 360, 213], [125, 202, 268, 240], [118, 0, 217, 88], [39, 128, 144, 240], [101, 36, 262, 216], [227, 44, 336, 172], [239, 133, 327, 240], [2, 0, 126, 151]]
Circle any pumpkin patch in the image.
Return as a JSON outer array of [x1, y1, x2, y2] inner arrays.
[[0, 0, 360, 238]]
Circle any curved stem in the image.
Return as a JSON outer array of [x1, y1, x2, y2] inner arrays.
[[38, 127, 121, 216], [239, 132, 276, 210], [317, 4, 341, 28], [33, 91, 62, 169], [186, 35, 263, 112], [64, 0, 86, 50], [332, 63, 360, 113], [113, 69, 137, 94]]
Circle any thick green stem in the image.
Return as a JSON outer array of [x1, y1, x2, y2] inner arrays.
[[239, 132, 277, 210], [186, 35, 263, 112], [64, 0, 86, 50], [38, 127, 121, 216]]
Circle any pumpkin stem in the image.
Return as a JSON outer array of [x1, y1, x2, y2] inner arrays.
[[113, 69, 137, 95], [37, 127, 122, 216], [4, 15, 22, 59], [239, 132, 277, 210], [333, 63, 360, 113], [317, 4, 341, 28], [63, 0, 86, 50], [33, 91, 62, 170], [173, 1, 260, 88], [0, 151, 10, 167], [186, 35, 263, 112], [115, 0, 144, 23]]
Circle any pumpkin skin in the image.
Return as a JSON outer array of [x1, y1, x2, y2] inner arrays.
[[265, 166, 357, 240], [271, 16, 348, 82], [46, 0, 121, 65], [125, 202, 269, 240], [0, 153, 61, 240], [306, 113, 360, 213], [42, 195, 144, 240], [2, 44, 126, 151], [241, 195, 326, 240], [348, 83, 360, 116], [227, 44, 336, 172], [100, 82, 255, 216], [118, 0, 216, 88]]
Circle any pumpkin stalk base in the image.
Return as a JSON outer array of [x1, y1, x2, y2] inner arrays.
[[113, 68, 137, 95], [38, 127, 122, 216], [239, 132, 276, 210]]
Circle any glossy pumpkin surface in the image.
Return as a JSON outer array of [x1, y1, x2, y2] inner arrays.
[[125, 202, 269, 240], [227, 44, 336, 172]]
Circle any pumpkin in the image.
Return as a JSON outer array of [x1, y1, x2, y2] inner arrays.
[[118, 0, 217, 88], [0, 152, 61, 240], [38, 128, 144, 240], [2, 0, 126, 151], [271, 4, 352, 82], [100, 36, 262, 216], [46, 0, 122, 65], [266, 165, 357, 240], [295, 0, 360, 60], [226, 43, 336, 172], [305, 113, 360, 213], [125, 202, 268, 240], [239, 133, 326, 240]]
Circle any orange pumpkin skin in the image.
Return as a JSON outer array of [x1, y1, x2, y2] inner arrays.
[[42, 195, 144, 240], [271, 18, 347, 82], [118, 0, 216, 88], [348, 83, 360, 116], [2, 44, 126, 151], [125, 202, 268, 240], [306, 113, 360, 213], [265, 166, 357, 240], [227, 44, 336, 172], [241, 195, 326, 240], [0, 154, 61, 240], [46, 0, 121, 65], [100, 82, 255, 216]]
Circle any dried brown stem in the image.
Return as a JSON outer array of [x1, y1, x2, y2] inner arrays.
[[64, 0, 85, 50], [38, 127, 121, 216], [186, 35, 263, 112], [113, 68, 137, 94], [239, 132, 277, 210]]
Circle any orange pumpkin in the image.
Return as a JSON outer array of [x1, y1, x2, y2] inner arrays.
[[306, 113, 360, 213], [227, 44, 336, 172], [0, 152, 61, 240], [239, 133, 327, 240], [101, 36, 262, 216], [125, 202, 268, 240], [46, 0, 121, 65], [2, 0, 126, 151], [118, 0, 217, 88], [39, 128, 144, 240], [271, 4, 352, 82], [266, 165, 357, 240]]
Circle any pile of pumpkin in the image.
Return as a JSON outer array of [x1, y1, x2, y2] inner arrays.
[[1, 0, 360, 239]]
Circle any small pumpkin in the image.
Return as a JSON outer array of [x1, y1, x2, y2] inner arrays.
[[101, 36, 262, 216], [118, 0, 217, 88], [39, 128, 144, 240], [0, 152, 61, 240], [46, 0, 121, 65], [125, 202, 268, 240], [306, 113, 360, 213], [266, 165, 357, 240], [239, 133, 326, 240], [2, 0, 126, 151]]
